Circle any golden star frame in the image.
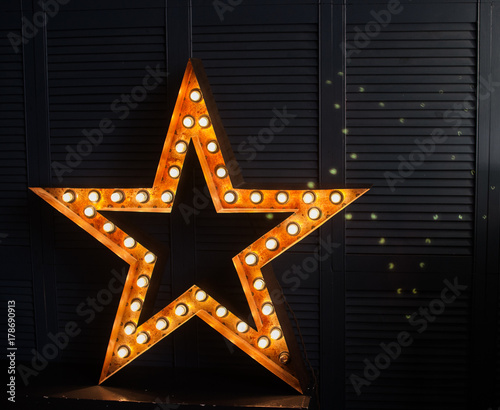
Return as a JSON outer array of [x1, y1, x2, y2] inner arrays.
[[31, 59, 369, 394]]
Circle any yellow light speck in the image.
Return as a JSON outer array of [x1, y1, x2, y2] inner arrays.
[[350, 153, 357, 159], [420, 103, 426, 108], [439, 90, 444, 94], [371, 213, 377, 220], [388, 263, 395, 270], [325, 79, 332, 85], [359, 87, 365, 92], [399, 118, 405, 124], [345, 213, 353, 220], [405, 314, 411, 320], [379, 237, 386, 245], [307, 181, 316, 189], [265, 213, 274, 220], [397, 288, 402, 294], [419, 262, 425, 269], [379, 102, 385, 107], [451, 155, 456, 160], [342, 128, 349, 135], [457, 130, 463, 136], [334, 103, 341, 109], [412, 288, 418, 294], [425, 238, 431, 244], [433, 214, 439, 220], [329, 168, 338, 175], [458, 214, 463, 220], [337, 71, 344, 76]]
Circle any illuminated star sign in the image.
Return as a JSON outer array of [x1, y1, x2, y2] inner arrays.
[[31, 59, 369, 394]]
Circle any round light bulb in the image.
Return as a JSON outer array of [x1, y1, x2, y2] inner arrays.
[[175, 141, 188, 154], [270, 327, 283, 340], [182, 115, 195, 128], [206, 141, 218, 153], [88, 191, 100, 202], [198, 116, 211, 128], [253, 278, 266, 291], [124, 322, 136, 335], [250, 191, 263, 204], [257, 336, 270, 349], [136, 332, 149, 344], [308, 207, 321, 220], [262, 303, 274, 316], [216, 306, 228, 318], [330, 191, 343, 204], [236, 321, 249, 333], [287, 222, 300, 236], [84, 206, 96, 218], [189, 89, 202, 102], [137, 275, 149, 288], [156, 318, 168, 330], [195, 290, 207, 302], [62, 190, 75, 203], [216, 166, 228, 178], [130, 299, 142, 312], [175, 304, 188, 316], [245, 253, 258, 266], [103, 221, 115, 233], [136, 191, 149, 203], [302, 191, 316, 204], [168, 166, 180, 179], [276, 191, 288, 204], [265, 238, 279, 251], [224, 191, 237, 204], [111, 191, 124, 203], [117, 346, 130, 358], [161, 190, 174, 203], [124, 237, 136, 249], [144, 252, 156, 264]]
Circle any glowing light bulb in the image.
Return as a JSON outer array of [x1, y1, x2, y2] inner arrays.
[[224, 191, 237, 204], [276, 191, 288, 204], [175, 304, 188, 316], [62, 190, 75, 203], [257, 336, 270, 349], [175, 141, 188, 154], [156, 318, 168, 330], [136, 191, 149, 203], [216, 306, 228, 318], [189, 89, 202, 102], [88, 191, 100, 202], [195, 290, 207, 301], [308, 207, 321, 220], [130, 299, 142, 312], [137, 275, 149, 288], [103, 221, 115, 233], [84, 206, 96, 218], [136, 332, 149, 344], [302, 191, 316, 204], [124, 322, 136, 335], [206, 141, 218, 153], [111, 191, 124, 203], [262, 303, 274, 316], [216, 166, 228, 178], [144, 252, 156, 264], [182, 115, 195, 128], [237, 321, 249, 333], [286, 222, 300, 236], [250, 191, 263, 204], [168, 166, 180, 179], [161, 191, 174, 203], [253, 278, 266, 291], [330, 191, 343, 204], [117, 346, 130, 358], [124, 237, 136, 249], [270, 327, 283, 340], [198, 116, 210, 128], [245, 253, 258, 266], [265, 238, 279, 251]]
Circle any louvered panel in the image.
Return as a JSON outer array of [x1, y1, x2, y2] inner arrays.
[[345, 21, 476, 256], [47, 8, 167, 187]]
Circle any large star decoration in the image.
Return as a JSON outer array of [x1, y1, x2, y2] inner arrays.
[[31, 59, 369, 394]]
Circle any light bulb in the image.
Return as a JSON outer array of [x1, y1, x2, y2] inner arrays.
[[117, 346, 130, 358], [137, 275, 149, 288], [286, 222, 300, 236], [161, 191, 174, 203], [224, 191, 237, 204], [236, 321, 249, 333], [250, 191, 263, 204], [84, 206, 96, 218], [216, 166, 228, 178], [245, 253, 258, 266], [88, 191, 100, 202], [262, 303, 274, 316], [103, 221, 115, 233], [144, 252, 156, 264], [124, 322, 136, 335], [302, 191, 316, 204], [124, 237, 136, 249], [168, 166, 180, 179], [136, 191, 149, 203], [182, 115, 195, 128], [136, 332, 149, 344], [195, 290, 207, 301], [156, 318, 168, 330], [175, 304, 188, 316], [257, 336, 270, 349], [175, 141, 188, 154], [62, 190, 75, 203], [308, 207, 321, 220], [206, 141, 218, 153], [198, 116, 211, 128], [276, 191, 288, 204], [111, 191, 124, 203], [130, 299, 142, 312], [189, 89, 202, 102], [330, 191, 343, 204], [270, 327, 283, 340], [265, 238, 279, 251], [253, 278, 266, 291], [216, 306, 228, 318]]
